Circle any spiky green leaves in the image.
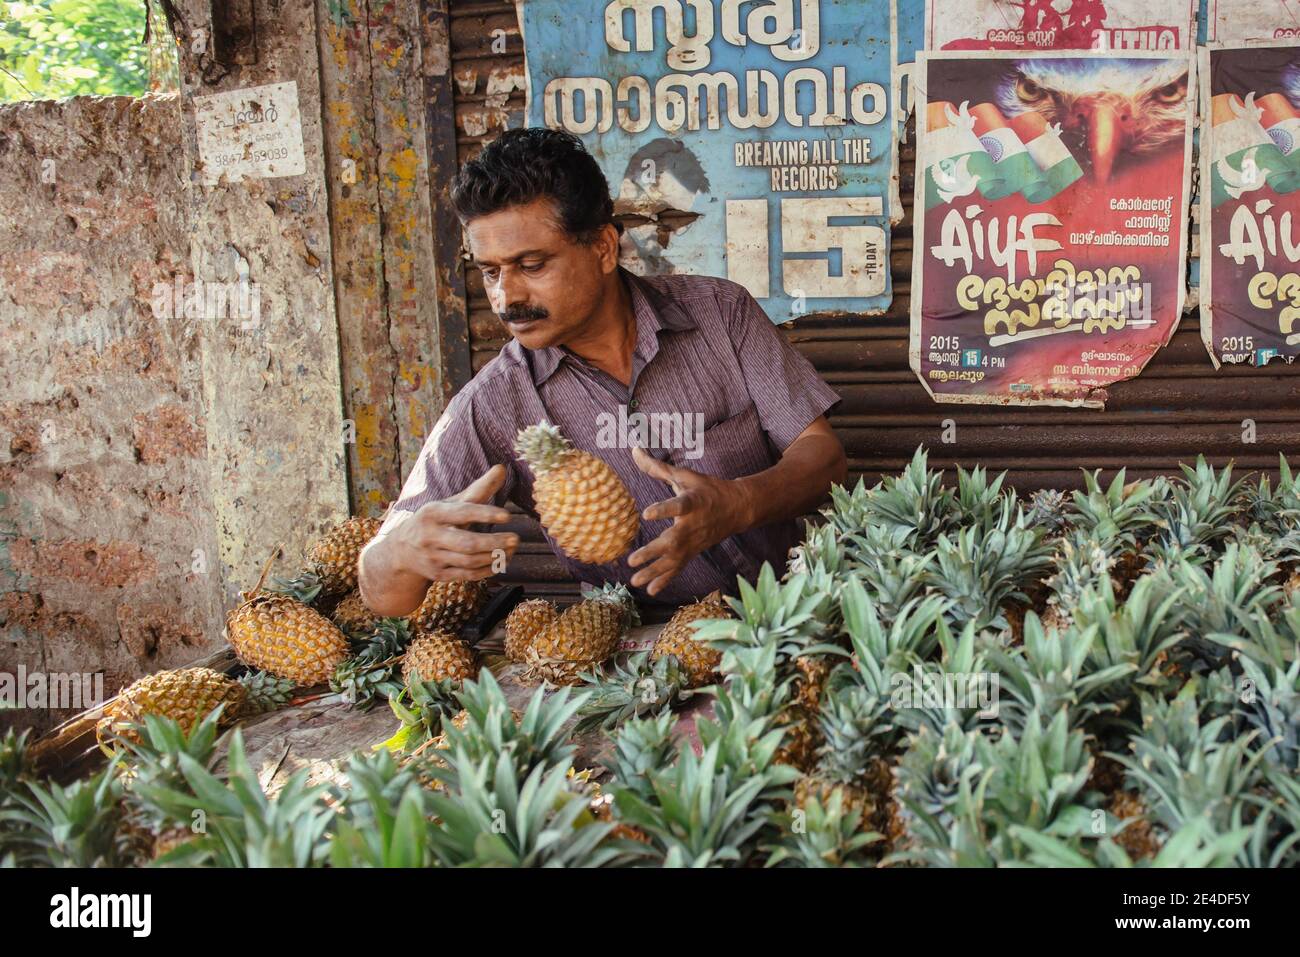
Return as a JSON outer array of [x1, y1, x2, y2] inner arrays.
[[513, 420, 574, 476]]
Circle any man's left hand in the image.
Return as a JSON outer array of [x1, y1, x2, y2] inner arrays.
[[627, 446, 749, 597]]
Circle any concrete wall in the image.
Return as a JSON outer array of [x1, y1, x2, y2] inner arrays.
[[0, 0, 458, 735], [0, 94, 226, 734]]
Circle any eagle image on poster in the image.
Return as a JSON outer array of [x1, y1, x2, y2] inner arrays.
[[911, 51, 1194, 407], [927, 0, 1196, 51]]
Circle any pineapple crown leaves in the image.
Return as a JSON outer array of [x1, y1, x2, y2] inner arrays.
[[1204, 601, 1300, 674], [889, 723, 994, 867], [237, 670, 297, 716], [861, 447, 957, 549], [972, 708, 1095, 845], [513, 420, 576, 475], [601, 712, 678, 799], [1154, 543, 1284, 647], [441, 670, 585, 781], [988, 613, 1131, 735], [325, 750, 436, 868], [952, 463, 1015, 533], [579, 581, 641, 629], [694, 564, 842, 667], [0, 764, 128, 868], [925, 523, 1053, 633], [331, 618, 414, 710], [1069, 468, 1163, 548], [1147, 457, 1249, 557], [1044, 533, 1118, 615], [130, 731, 334, 868], [1111, 689, 1272, 841], [381, 677, 462, 754], [268, 572, 325, 606], [1229, 655, 1300, 774], [1242, 765, 1300, 868], [763, 787, 883, 868], [0, 727, 32, 794], [1025, 488, 1070, 537], [573, 652, 695, 735], [1071, 575, 1187, 695], [840, 579, 949, 694], [1243, 454, 1300, 534], [426, 749, 630, 868], [812, 683, 894, 787], [610, 738, 776, 867]]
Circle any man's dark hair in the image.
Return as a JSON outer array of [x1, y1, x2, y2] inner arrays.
[[450, 128, 615, 243]]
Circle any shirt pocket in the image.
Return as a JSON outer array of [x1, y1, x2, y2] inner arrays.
[[669, 401, 773, 480]]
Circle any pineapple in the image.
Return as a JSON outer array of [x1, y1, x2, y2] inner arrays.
[[1042, 534, 1117, 632], [236, 670, 297, 714], [574, 652, 696, 733], [332, 591, 381, 636], [513, 583, 638, 686], [504, 597, 558, 660], [514, 421, 639, 564], [793, 684, 893, 835], [306, 516, 383, 597], [650, 589, 730, 687], [226, 554, 351, 685], [407, 579, 489, 633], [96, 668, 245, 749], [402, 629, 479, 685]]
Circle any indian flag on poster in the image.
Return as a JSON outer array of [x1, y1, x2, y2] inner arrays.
[[923, 100, 1002, 209], [970, 103, 1047, 202], [1009, 110, 1083, 203], [1256, 92, 1300, 176], [1208, 92, 1300, 208]]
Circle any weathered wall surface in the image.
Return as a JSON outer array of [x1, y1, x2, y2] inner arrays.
[[0, 94, 227, 734]]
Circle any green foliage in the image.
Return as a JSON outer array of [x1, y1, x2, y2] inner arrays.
[[0, 0, 175, 101]]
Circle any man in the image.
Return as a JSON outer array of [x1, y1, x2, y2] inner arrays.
[[359, 128, 845, 615]]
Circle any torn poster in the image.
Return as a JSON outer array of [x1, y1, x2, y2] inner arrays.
[[911, 50, 1195, 407], [519, 0, 895, 319]]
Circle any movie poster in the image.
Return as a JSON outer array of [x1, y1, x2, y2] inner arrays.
[[520, 0, 894, 319], [911, 51, 1195, 407], [1199, 40, 1300, 367], [926, 0, 1196, 51], [1204, 0, 1300, 45]]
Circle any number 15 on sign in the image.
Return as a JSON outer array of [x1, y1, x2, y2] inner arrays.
[[725, 197, 887, 302]]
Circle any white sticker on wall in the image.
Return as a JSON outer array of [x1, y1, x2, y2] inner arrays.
[[193, 81, 306, 185]]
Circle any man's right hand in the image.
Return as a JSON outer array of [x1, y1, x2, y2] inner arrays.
[[357, 465, 519, 617]]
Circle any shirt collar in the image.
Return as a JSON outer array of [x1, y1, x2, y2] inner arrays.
[[527, 268, 696, 386]]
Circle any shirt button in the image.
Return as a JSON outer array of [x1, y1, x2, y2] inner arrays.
[[628, 398, 639, 410]]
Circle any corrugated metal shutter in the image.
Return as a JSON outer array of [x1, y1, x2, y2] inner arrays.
[[443, 0, 1300, 598]]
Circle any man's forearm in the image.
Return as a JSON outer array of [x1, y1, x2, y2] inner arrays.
[[357, 535, 430, 618], [733, 432, 847, 532]]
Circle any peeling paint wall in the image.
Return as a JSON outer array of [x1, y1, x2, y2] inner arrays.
[[175, 0, 352, 605], [318, 0, 444, 517], [0, 95, 226, 735]]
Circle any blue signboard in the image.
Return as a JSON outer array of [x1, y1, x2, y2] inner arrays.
[[520, 0, 895, 318]]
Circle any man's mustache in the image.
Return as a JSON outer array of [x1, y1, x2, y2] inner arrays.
[[499, 304, 549, 324]]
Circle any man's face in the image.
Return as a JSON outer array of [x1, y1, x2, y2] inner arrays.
[[465, 197, 619, 351]]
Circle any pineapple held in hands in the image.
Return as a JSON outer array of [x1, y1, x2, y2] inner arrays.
[[514, 421, 639, 565]]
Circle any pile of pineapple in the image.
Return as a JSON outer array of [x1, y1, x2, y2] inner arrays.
[[3, 447, 1299, 868]]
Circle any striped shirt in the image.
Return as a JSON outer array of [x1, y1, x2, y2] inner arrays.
[[383, 269, 841, 606]]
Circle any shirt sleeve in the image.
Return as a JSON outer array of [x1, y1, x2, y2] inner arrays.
[[722, 285, 842, 452], [379, 389, 522, 535]]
